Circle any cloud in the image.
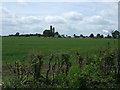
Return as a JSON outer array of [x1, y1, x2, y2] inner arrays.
[[102, 30, 109, 33], [97, 3, 118, 19], [17, 0, 27, 2], [17, 16, 42, 25], [1, 7, 43, 34], [1, 5, 117, 36], [45, 16, 66, 24], [0, 7, 16, 19], [84, 16, 115, 25], [99, 8, 118, 17], [1, 0, 119, 2], [63, 12, 83, 21]]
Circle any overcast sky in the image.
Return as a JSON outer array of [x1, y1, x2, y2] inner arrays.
[[1, 2, 118, 36]]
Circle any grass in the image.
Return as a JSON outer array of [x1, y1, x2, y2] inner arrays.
[[2, 37, 118, 64], [2, 47, 120, 88], [2, 37, 119, 88]]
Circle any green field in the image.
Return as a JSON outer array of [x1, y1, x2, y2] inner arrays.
[[2, 37, 120, 88], [2, 37, 118, 63]]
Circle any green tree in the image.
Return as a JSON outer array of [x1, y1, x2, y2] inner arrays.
[[80, 34, 84, 38], [107, 34, 112, 38], [73, 34, 76, 38], [111, 30, 120, 38], [96, 33, 101, 38], [89, 33, 94, 38], [100, 34, 104, 38], [15, 32, 20, 36]]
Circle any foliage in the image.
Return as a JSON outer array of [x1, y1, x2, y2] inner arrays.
[[111, 30, 120, 38], [15, 32, 20, 36], [96, 33, 101, 38], [89, 33, 94, 38], [3, 46, 120, 88]]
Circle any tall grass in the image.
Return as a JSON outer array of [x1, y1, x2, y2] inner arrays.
[[2, 37, 118, 63], [3, 46, 120, 88]]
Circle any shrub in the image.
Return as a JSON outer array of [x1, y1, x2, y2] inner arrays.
[[3, 48, 120, 88]]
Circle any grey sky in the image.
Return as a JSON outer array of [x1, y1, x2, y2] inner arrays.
[[1, 2, 118, 36]]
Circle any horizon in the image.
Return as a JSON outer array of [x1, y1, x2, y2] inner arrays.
[[2, 25, 118, 37]]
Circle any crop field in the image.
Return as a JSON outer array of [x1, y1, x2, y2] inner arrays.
[[2, 37, 120, 88], [2, 37, 118, 64]]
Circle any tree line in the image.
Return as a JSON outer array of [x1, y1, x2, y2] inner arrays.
[[8, 30, 120, 39]]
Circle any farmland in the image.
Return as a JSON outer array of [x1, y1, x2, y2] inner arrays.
[[2, 37, 120, 88], [2, 37, 118, 63]]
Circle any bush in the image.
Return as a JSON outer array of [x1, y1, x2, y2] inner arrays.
[[3, 48, 120, 88]]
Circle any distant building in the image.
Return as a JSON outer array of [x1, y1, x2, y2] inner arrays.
[[43, 25, 60, 37]]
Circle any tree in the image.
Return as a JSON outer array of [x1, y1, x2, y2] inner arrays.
[[73, 34, 76, 38], [80, 34, 84, 38], [54, 32, 61, 37], [61, 34, 65, 38], [89, 33, 94, 38], [15, 32, 20, 36], [111, 30, 120, 38], [107, 34, 112, 38], [96, 33, 101, 38], [100, 34, 104, 38], [55, 32, 59, 35]]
